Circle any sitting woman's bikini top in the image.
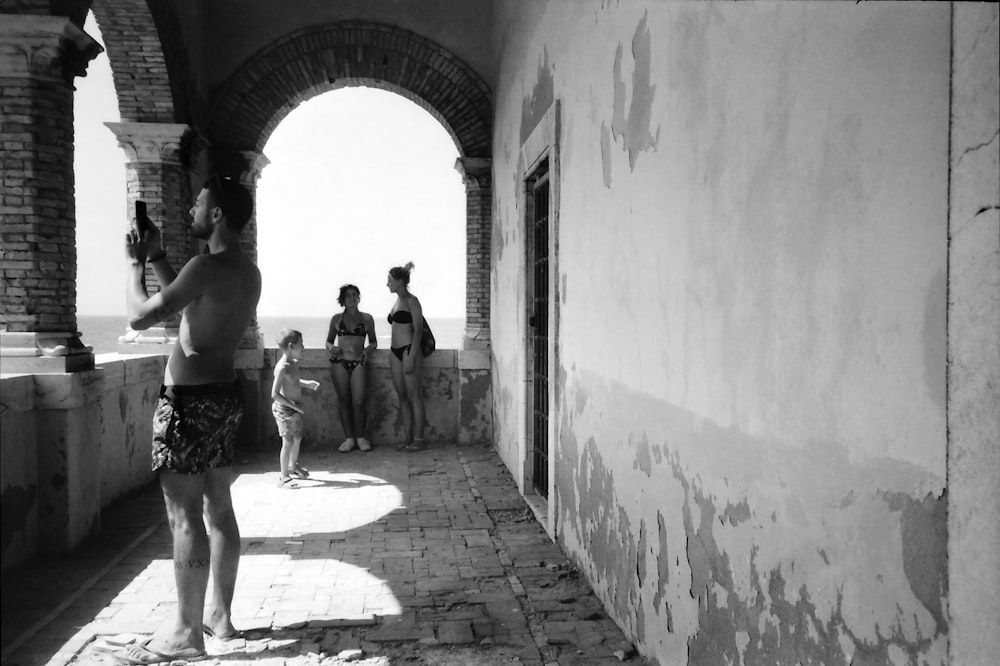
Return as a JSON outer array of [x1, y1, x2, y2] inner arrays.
[[387, 310, 413, 325], [337, 318, 367, 337]]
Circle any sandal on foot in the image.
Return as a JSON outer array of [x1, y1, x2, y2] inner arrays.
[[289, 463, 309, 478], [117, 638, 206, 664], [277, 476, 298, 488], [404, 440, 426, 451], [203, 624, 245, 640]]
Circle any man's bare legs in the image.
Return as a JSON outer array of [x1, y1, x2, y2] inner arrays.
[[147, 467, 240, 653], [150, 471, 210, 654], [202, 466, 240, 638]]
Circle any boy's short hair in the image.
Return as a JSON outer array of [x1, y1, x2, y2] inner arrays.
[[276, 328, 303, 349]]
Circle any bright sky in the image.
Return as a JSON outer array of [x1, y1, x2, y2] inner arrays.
[[74, 13, 467, 319]]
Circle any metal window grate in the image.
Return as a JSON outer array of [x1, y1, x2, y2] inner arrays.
[[530, 168, 550, 498]]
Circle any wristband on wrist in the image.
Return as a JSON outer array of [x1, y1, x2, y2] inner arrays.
[[148, 250, 167, 263]]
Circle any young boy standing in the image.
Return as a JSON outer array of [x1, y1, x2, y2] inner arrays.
[[271, 329, 320, 487]]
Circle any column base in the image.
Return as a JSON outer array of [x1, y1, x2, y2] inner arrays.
[[462, 327, 491, 350], [116, 326, 178, 354], [0, 331, 95, 373]]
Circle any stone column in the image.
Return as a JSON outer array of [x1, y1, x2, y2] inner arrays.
[[208, 148, 270, 449], [455, 157, 492, 350], [209, 150, 268, 259], [105, 122, 193, 352], [208, 147, 270, 350], [0, 16, 102, 373]]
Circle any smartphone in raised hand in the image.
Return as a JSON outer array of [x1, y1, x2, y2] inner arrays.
[[134, 200, 153, 235]]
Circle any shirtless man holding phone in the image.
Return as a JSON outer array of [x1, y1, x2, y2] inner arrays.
[[121, 178, 261, 663]]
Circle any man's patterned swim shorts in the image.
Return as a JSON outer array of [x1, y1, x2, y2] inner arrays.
[[151, 381, 243, 474]]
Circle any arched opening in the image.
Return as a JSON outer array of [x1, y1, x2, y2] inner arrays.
[[255, 87, 466, 349], [74, 11, 127, 350]]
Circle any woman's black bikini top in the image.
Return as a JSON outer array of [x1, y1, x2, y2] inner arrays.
[[388, 310, 413, 325], [337, 319, 367, 337]]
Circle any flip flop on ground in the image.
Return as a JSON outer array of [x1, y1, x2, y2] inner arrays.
[[116, 637, 206, 664]]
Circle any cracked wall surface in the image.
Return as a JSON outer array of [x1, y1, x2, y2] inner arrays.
[[491, 2, 962, 663], [947, 4, 1000, 664]]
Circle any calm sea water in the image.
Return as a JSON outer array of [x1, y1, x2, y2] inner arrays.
[[78, 314, 466, 354]]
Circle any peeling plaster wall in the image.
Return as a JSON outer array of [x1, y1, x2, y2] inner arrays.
[[492, 2, 952, 663], [947, 4, 1000, 664], [1, 375, 39, 570], [95, 355, 164, 506], [2, 359, 161, 571]]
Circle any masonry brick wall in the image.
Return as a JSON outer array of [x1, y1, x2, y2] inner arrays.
[[207, 22, 492, 158], [91, 0, 177, 123], [1, 61, 78, 333], [465, 184, 492, 333], [205, 22, 494, 341], [128, 162, 191, 328]]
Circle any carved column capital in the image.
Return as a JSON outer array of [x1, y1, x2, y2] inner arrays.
[[454, 157, 492, 189], [105, 122, 191, 166], [0, 15, 102, 83], [208, 148, 271, 186]]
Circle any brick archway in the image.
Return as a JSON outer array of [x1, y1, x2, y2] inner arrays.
[[90, 0, 192, 124], [205, 21, 492, 158], [205, 21, 493, 348]]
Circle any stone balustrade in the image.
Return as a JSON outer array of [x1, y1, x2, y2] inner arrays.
[[0, 347, 491, 571]]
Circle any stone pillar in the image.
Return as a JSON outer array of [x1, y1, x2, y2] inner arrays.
[[0, 16, 101, 373], [455, 157, 492, 350], [209, 148, 270, 267], [947, 4, 1000, 664], [104, 122, 193, 352], [208, 147, 270, 450]]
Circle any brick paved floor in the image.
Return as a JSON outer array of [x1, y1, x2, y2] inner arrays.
[[2, 442, 648, 665]]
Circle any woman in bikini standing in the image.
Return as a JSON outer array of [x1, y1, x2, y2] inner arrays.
[[387, 262, 426, 450], [326, 283, 377, 452]]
